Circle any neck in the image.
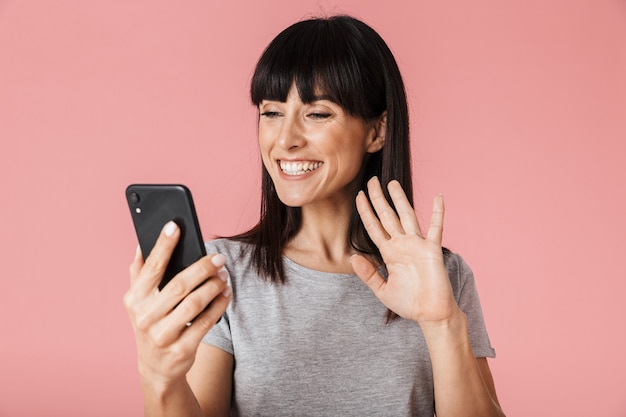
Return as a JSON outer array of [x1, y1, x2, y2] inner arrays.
[[285, 200, 356, 273]]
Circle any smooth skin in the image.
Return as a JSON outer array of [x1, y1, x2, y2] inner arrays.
[[258, 86, 384, 214]]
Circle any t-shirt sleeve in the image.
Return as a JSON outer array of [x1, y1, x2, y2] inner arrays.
[[202, 311, 234, 355], [201, 240, 234, 355], [447, 252, 496, 358]]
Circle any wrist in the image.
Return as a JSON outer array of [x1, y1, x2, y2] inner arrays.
[[139, 373, 205, 417], [138, 366, 186, 399], [418, 308, 470, 351]]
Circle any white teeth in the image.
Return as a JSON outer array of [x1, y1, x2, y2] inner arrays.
[[279, 160, 323, 176]]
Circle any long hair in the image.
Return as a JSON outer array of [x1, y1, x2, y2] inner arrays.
[[233, 15, 412, 283]]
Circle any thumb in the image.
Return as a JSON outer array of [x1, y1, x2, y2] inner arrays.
[[350, 254, 386, 295]]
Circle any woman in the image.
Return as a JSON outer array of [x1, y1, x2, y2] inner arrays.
[[124, 15, 505, 417]]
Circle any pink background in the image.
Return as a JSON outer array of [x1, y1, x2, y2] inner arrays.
[[1, 0, 625, 415]]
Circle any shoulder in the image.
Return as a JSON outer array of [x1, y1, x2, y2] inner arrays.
[[442, 248, 475, 299], [443, 248, 471, 275], [205, 238, 259, 284], [205, 238, 253, 260]]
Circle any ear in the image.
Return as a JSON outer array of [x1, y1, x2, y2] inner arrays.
[[366, 111, 387, 153]]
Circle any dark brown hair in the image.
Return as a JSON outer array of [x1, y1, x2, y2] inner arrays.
[[233, 15, 412, 283]]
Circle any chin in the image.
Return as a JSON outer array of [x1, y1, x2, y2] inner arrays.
[[271, 181, 316, 208], [275, 193, 309, 208]]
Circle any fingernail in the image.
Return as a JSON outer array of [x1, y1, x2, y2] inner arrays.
[[217, 267, 229, 282], [211, 254, 226, 268], [221, 285, 232, 298], [164, 221, 177, 237]]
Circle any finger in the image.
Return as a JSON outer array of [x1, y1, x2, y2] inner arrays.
[[356, 190, 390, 244], [168, 273, 228, 329], [136, 221, 180, 296], [130, 254, 228, 334], [426, 194, 445, 244], [151, 275, 230, 346], [124, 245, 145, 318], [350, 254, 388, 301], [129, 244, 144, 286], [366, 177, 404, 236], [387, 180, 423, 237], [153, 254, 227, 319], [180, 283, 232, 343]]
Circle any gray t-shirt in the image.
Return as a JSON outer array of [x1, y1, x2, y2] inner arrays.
[[202, 239, 495, 417]]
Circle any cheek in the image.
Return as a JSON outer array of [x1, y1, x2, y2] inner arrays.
[[257, 137, 280, 177], [257, 131, 272, 158], [259, 147, 274, 173]]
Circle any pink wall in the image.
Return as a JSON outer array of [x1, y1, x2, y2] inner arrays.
[[1, 0, 625, 415]]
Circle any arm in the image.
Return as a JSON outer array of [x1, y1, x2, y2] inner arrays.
[[420, 314, 503, 416], [187, 343, 234, 416], [351, 177, 505, 417], [123, 221, 233, 417]]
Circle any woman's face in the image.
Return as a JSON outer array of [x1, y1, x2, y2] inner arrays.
[[258, 84, 384, 209]]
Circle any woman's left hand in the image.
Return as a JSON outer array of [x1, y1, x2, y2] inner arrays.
[[351, 177, 461, 325]]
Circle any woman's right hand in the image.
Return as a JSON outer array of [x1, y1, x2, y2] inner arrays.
[[123, 221, 232, 390]]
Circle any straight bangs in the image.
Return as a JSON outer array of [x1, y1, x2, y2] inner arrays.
[[251, 17, 386, 120]]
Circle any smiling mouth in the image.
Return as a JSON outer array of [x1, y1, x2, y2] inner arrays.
[[279, 160, 323, 176]]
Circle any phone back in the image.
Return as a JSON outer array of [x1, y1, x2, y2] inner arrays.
[[126, 184, 206, 290]]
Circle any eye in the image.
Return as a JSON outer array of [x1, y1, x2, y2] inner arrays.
[[308, 112, 331, 120], [260, 111, 282, 118]]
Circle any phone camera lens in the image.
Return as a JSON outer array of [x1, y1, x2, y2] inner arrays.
[[130, 192, 140, 204]]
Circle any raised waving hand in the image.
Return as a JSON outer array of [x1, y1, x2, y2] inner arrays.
[[351, 177, 461, 325]]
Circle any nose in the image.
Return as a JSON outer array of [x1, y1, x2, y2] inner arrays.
[[277, 114, 306, 150]]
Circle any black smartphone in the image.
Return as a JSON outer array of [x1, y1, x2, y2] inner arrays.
[[126, 184, 206, 291]]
